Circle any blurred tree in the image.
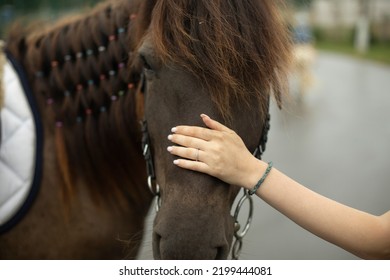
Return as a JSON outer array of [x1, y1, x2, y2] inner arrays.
[[355, 0, 371, 53], [0, 0, 101, 37], [0, 0, 101, 12], [291, 0, 313, 8]]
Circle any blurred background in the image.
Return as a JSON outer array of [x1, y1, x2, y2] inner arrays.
[[1, 0, 389, 260], [1, 0, 389, 63], [0, 0, 100, 37]]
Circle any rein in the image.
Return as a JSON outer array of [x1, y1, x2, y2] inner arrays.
[[141, 110, 271, 259]]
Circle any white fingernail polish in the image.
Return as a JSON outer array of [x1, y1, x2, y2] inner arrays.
[[171, 127, 177, 133], [167, 146, 173, 152], [168, 134, 172, 140], [173, 159, 179, 165]]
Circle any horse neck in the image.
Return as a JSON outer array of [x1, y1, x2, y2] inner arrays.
[[6, 0, 151, 210]]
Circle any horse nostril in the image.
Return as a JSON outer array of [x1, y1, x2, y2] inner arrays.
[[215, 246, 228, 260]]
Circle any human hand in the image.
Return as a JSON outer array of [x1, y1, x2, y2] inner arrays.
[[167, 114, 265, 189]]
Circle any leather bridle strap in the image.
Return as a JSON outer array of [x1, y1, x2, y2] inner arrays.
[[253, 111, 271, 160]]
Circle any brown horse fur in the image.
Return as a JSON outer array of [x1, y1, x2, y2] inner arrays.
[[1, 0, 292, 259], [1, 0, 153, 259]]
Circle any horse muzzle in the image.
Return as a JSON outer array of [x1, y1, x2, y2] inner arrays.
[[152, 202, 234, 260]]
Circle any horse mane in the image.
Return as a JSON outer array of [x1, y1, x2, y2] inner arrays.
[[5, 0, 149, 209], [148, 0, 292, 120]]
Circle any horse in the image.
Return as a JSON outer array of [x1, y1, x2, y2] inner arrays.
[[0, 0, 291, 259]]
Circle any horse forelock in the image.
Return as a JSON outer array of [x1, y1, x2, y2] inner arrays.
[[5, 0, 152, 209], [148, 0, 292, 121]]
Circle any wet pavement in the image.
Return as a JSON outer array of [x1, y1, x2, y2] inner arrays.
[[138, 52, 390, 260]]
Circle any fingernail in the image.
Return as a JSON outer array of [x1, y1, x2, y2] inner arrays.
[[168, 134, 173, 140], [173, 159, 179, 165], [167, 146, 173, 152], [200, 114, 208, 119], [171, 127, 177, 133]]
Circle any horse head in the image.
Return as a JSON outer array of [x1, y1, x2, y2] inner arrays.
[[134, 0, 291, 259]]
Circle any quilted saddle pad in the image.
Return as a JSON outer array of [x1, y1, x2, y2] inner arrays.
[[0, 51, 43, 234]]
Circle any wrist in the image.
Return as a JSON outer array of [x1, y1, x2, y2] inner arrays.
[[242, 158, 268, 190]]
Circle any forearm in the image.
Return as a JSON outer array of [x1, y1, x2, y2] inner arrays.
[[168, 117, 390, 259], [251, 161, 390, 259]]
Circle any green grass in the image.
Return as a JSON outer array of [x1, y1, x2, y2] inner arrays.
[[315, 41, 390, 65]]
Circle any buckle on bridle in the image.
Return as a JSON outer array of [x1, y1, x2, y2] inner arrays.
[[147, 175, 161, 212], [142, 120, 161, 211]]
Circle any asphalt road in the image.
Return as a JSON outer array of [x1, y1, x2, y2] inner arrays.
[[138, 52, 390, 260]]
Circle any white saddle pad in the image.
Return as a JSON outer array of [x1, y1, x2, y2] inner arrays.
[[0, 57, 37, 229]]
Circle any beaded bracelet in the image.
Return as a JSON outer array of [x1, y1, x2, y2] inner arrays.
[[248, 161, 273, 196]]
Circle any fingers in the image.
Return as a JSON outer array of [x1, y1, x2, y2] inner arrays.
[[172, 158, 211, 175], [200, 114, 231, 132], [168, 133, 206, 150], [171, 125, 213, 141], [167, 146, 202, 162], [171, 114, 230, 141]]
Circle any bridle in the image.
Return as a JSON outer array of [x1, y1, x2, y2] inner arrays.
[[230, 111, 270, 259], [141, 119, 161, 210], [139, 73, 272, 259]]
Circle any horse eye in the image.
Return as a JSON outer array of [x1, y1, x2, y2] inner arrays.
[[140, 54, 153, 71]]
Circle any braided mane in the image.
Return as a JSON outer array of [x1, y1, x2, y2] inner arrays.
[[5, 0, 148, 208]]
